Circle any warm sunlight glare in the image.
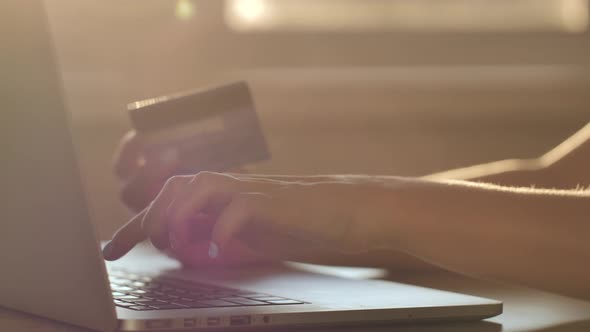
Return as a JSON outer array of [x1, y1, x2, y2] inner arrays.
[[175, 0, 196, 20], [229, 0, 268, 26], [226, 0, 589, 32], [561, 0, 589, 32]]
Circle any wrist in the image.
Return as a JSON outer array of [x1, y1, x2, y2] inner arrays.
[[358, 177, 425, 252]]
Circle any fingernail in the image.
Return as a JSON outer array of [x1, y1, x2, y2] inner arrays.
[[208, 242, 219, 259], [102, 241, 114, 260]]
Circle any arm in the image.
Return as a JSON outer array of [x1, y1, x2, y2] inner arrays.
[[242, 123, 590, 189], [377, 179, 590, 300], [105, 123, 590, 273], [238, 122, 590, 269], [104, 172, 590, 300]]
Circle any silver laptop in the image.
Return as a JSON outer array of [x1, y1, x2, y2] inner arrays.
[[0, 1, 501, 331]]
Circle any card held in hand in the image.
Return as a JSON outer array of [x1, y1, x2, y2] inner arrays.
[[128, 81, 270, 174]]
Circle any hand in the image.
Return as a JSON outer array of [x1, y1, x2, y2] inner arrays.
[[103, 172, 395, 264], [112, 132, 258, 266], [113, 131, 179, 213]]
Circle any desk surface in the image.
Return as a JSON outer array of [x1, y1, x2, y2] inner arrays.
[[2, 247, 590, 332]]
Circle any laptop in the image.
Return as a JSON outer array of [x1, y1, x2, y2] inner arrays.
[[0, 1, 502, 331]]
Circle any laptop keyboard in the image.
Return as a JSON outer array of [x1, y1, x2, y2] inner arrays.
[[109, 270, 305, 311]]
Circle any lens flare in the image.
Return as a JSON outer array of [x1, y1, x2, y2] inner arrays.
[[232, 0, 267, 23], [175, 0, 195, 20], [561, 0, 589, 32]]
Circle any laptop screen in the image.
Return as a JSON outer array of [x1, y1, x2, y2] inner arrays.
[[0, 1, 116, 330]]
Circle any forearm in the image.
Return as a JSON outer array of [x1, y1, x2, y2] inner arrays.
[[228, 174, 448, 269], [378, 179, 590, 299]]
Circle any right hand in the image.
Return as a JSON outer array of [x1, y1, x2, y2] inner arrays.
[[113, 131, 180, 213], [112, 131, 271, 267]]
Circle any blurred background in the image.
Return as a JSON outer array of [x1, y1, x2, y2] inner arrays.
[[45, 0, 590, 239]]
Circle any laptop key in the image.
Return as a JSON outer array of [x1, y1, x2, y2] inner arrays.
[[114, 300, 134, 307], [132, 298, 160, 304], [186, 302, 215, 308], [188, 291, 208, 298], [116, 295, 141, 301], [128, 305, 152, 311], [175, 297, 197, 304], [149, 303, 187, 310], [125, 273, 140, 280], [196, 300, 241, 307], [249, 296, 290, 302], [143, 291, 161, 298], [187, 286, 216, 294], [109, 276, 127, 284], [222, 298, 270, 306], [198, 294, 223, 300], [146, 300, 172, 305], [108, 270, 127, 278], [265, 299, 304, 305], [111, 271, 306, 311]]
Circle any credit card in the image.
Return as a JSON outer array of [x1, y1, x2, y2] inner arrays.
[[128, 81, 270, 174]]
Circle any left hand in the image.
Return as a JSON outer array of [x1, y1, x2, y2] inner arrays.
[[103, 172, 393, 263]]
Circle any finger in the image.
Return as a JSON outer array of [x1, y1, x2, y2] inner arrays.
[[120, 175, 164, 213], [168, 213, 215, 251], [210, 192, 269, 255], [142, 175, 193, 250], [119, 160, 179, 212], [113, 131, 143, 180], [103, 208, 148, 261], [169, 172, 238, 228]]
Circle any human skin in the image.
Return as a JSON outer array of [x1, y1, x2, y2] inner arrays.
[[105, 123, 590, 300]]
